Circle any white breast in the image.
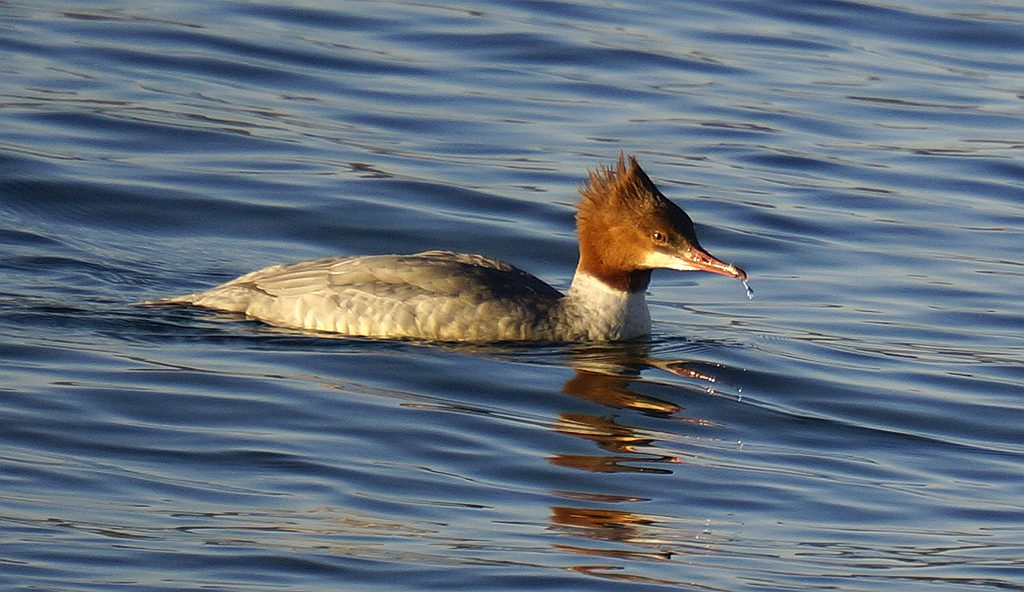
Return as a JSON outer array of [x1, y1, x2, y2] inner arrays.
[[562, 272, 651, 340]]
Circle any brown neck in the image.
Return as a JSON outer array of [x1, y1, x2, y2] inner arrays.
[[576, 259, 652, 293]]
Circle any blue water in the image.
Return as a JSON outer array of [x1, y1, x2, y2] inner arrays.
[[2, 1, 1023, 590]]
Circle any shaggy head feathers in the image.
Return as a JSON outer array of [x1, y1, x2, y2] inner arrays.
[[578, 153, 670, 222]]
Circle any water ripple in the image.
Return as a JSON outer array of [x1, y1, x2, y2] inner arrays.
[[2, 0, 1023, 590]]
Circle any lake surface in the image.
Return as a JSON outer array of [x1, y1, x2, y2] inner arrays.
[[2, 1, 1022, 590]]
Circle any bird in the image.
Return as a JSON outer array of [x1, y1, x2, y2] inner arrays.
[[147, 154, 747, 342]]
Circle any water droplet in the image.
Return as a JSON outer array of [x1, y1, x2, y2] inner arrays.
[[741, 279, 754, 300]]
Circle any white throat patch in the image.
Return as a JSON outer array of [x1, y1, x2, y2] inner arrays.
[[565, 272, 651, 340]]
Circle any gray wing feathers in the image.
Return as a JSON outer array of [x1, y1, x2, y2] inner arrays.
[[156, 251, 565, 340], [235, 252, 559, 299]]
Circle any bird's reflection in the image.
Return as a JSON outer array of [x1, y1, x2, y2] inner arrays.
[[545, 342, 734, 580], [548, 342, 724, 475], [550, 412, 678, 474], [562, 368, 681, 415]]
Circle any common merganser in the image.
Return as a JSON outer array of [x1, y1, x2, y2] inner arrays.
[[150, 155, 747, 342]]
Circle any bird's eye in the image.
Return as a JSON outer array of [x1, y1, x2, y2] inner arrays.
[[651, 231, 666, 242]]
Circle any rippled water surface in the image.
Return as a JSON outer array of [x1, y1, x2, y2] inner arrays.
[[2, 1, 1023, 590]]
